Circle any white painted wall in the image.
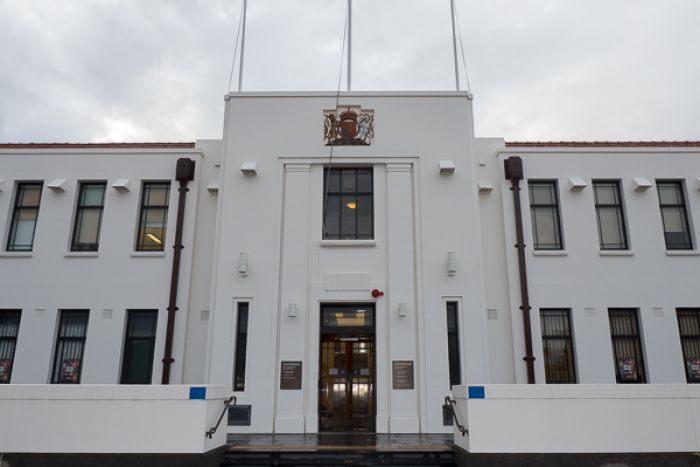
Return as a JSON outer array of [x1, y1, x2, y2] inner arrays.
[[0, 384, 229, 453], [452, 384, 700, 453]]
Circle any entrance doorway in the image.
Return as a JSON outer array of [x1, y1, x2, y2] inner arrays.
[[319, 304, 375, 432]]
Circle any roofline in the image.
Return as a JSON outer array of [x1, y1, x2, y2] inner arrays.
[[0, 142, 196, 149], [505, 141, 700, 148]]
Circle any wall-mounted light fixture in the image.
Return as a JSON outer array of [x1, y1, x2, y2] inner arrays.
[[568, 177, 587, 192], [0, 179, 4, 192], [111, 179, 130, 192], [447, 251, 457, 276], [633, 178, 652, 192], [237, 252, 249, 277], [206, 182, 220, 193], [439, 160, 456, 175], [46, 179, 67, 192], [240, 161, 258, 176], [288, 303, 298, 318], [397, 302, 408, 318]]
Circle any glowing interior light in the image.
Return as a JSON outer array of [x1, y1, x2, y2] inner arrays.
[[146, 233, 162, 244], [345, 202, 357, 209]]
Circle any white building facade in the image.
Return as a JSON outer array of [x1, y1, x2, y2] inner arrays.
[[2, 92, 700, 438]]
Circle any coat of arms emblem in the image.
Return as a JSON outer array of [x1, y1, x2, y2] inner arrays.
[[324, 106, 374, 146]]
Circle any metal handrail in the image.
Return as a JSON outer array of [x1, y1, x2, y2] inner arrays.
[[444, 396, 468, 436], [206, 395, 236, 439]]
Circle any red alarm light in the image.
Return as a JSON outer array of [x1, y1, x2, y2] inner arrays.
[[371, 289, 384, 298]]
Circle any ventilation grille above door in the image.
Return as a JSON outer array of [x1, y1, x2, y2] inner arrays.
[[325, 273, 369, 291]]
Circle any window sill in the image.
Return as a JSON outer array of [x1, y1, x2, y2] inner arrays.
[[666, 250, 700, 256], [131, 252, 166, 257], [320, 240, 376, 247], [0, 251, 33, 257], [599, 250, 634, 256], [532, 250, 567, 257], [64, 252, 99, 258]]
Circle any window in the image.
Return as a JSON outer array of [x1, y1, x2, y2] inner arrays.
[[71, 182, 106, 251], [608, 309, 646, 383], [677, 309, 700, 383], [51, 310, 89, 384], [446, 301, 461, 387], [593, 180, 628, 250], [7, 182, 43, 251], [540, 309, 576, 383], [657, 181, 693, 250], [323, 168, 373, 240], [136, 182, 170, 251], [0, 310, 21, 384], [233, 302, 249, 391], [528, 181, 563, 250], [120, 310, 158, 384]]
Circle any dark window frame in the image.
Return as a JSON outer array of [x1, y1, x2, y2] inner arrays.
[[135, 182, 171, 252], [528, 180, 564, 250], [6, 182, 43, 252], [233, 302, 249, 391], [322, 167, 374, 240], [593, 180, 629, 250], [120, 309, 158, 384], [608, 308, 646, 384], [0, 310, 22, 384], [656, 180, 693, 250], [677, 308, 700, 383], [446, 301, 462, 387], [51, 310, 89, 384], [71, 182, 107, 252], [540, 309, 577, 384]]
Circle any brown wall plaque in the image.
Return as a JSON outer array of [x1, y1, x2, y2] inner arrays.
[[392, 360, 414, 390], [280, 361, 302, 390]]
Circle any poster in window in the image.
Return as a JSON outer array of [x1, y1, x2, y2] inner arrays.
[[0, 358, 11, 383], [686, 358, 700, 382], [60, 358, 81, 383], [617, 358, 638, 381]]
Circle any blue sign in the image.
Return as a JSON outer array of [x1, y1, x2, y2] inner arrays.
[[468, 386, 485, 399], [189, 386, 207, 400]]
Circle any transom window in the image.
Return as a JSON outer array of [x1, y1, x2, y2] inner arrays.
[[528, 181, 563, 250], [593, 180, 628, 250], [7, 182, 43, 252], [657, 180, 693, 250], [540, 309, 576, 383], [136, 182, 171, 251], [323, 168, 373, 240], [71, 182, 106, 252]]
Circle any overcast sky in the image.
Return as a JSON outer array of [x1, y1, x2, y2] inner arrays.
[[1, 0, 699, 143]]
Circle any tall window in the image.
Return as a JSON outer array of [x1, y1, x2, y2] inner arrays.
[[540, 309, 576, 383], [0, 310, 21, 384], [71, 182, 106, 251], [609, 309, 646, 383], [7, 182, 43, 251], [593, 180, 628, 250], [233, 302, 249, 391], [136, 182, 170, 251], [657, 181, 693, 250], [446, 301, 461, 387], [677, 309, 700, 383], [528, 181, 563, 250], [323, 168, 373, 240], [51, 310, 89, 384], [120, 310, 158, 384]]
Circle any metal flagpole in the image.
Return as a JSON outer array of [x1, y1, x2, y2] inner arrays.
[[347, 0, 352, 91], [237, 0, 248, 92], [449, 0, 460, 90]]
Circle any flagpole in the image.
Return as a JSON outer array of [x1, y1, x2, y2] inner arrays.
[[238, 0, 248, 92], [347, 0, 352, 91], [449, 0, 460, 90]]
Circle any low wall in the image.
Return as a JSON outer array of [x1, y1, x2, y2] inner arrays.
[[451, 384, 700, 453], [0, 385, 230, 454]]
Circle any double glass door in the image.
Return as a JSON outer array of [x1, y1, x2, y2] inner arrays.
[[319, 305, 375, 432]]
